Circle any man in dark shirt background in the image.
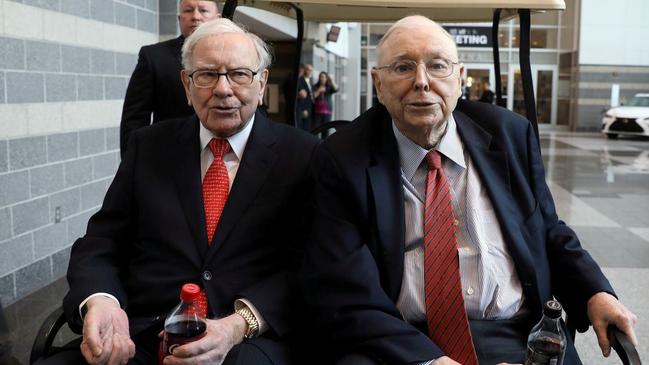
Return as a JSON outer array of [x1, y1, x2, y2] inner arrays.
[[478, 80, 495, 104], [119, 0, 220, 158]]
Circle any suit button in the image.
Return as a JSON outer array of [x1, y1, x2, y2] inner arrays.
[[202, 270, 212, 281]]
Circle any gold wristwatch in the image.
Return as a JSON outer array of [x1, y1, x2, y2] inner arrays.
[[236, 306, 259, 339]]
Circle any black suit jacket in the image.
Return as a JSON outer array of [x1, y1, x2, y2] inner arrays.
[[302, 101, 613, 364], [297, 76, 314, 123], [65, 112, 318, 343], [120, 36, 195, 159]]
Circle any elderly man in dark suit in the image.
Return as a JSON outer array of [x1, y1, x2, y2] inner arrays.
[[40, 18, 318, 365], [119, 0, 220, 158], [302, 15, 637, 365]]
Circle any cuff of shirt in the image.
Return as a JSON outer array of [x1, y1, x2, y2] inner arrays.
[[234, 298, 268, 335], [78, 292, 120, 320]]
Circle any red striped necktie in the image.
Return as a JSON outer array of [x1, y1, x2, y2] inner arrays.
[[423, 150, 478, 364]]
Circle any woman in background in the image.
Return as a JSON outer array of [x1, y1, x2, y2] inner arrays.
[[313, 71, 339, 129]]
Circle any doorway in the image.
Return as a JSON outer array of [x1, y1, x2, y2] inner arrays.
[[463, 64, 495, 103], [508, 65, 558, 126]]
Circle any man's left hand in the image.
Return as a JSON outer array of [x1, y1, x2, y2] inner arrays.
[[162, 314, 247, 365], [587, 292, 638, 357]]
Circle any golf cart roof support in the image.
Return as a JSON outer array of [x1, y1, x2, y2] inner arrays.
[[492, 8, 504, 107], [518, 9, 540, 146], [222, 0, 303, 127]]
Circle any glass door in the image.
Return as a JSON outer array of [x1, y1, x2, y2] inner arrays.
[[508, 65, 558, 126], [462, 64, 495, 102]]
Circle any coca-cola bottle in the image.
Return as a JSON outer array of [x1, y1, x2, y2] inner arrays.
[[524, 300, 567, 365], [158, 283, 207, 364]]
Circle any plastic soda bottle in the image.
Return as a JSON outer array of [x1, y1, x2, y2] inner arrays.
[[524, 300, 567, 365], [158, 283, 207, 363]]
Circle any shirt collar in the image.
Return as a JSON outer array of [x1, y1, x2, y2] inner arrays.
[[199, 114, 255, 161], [392, 114, 466, 182]]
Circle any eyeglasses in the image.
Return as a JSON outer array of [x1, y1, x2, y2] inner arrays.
[[375, 58, 459, 80], [188, 68, 258, 88]]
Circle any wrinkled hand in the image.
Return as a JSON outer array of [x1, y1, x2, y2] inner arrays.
[[81, 296, 135, 365], [162, 314, 247, 365], [587, 292, 638, 357]]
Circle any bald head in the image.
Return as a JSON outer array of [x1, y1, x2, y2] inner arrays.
[[377, 15, 458, 64]]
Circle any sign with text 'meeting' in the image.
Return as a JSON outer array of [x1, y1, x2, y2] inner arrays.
[[444, 26, 493, 48]]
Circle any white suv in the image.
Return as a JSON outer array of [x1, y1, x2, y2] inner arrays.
[[601, 93, 649, 139]]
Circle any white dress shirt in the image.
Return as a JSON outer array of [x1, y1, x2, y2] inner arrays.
[[81, 115, 268, 335], [393, 115, 525, 325]]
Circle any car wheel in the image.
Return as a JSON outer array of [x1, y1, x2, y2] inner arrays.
[[606, 133, 619, 139]]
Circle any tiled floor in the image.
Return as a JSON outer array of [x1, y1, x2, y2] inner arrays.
[[2, 132, 647, 364], [542, 132, 649, 364]]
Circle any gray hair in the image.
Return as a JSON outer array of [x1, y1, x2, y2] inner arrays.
[[181, 18, 272, 72]]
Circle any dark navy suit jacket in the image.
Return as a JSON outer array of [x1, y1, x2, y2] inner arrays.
[[120, 36, 195, 158], [302, 100, 613, 364], [65, 112, 318, 351]]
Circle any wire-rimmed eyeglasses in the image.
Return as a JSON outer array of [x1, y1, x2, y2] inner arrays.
[[374, 58, 459, 80], [188, 68, 258, 88]]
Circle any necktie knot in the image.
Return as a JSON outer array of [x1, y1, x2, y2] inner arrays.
[[425, 150, 442, 170], [208, 138, 230, 159]]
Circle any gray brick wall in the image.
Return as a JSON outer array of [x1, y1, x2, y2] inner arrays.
[[6, 72, 44, 103], [11, 0, 159, 35], [0, 127, 118, 306], [0, 0, 158, 311], [0, 72, 5, 103], [1, 36, 141, 105], [0, 37, 26, 70]]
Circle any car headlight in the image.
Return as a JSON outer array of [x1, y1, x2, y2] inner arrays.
[[604, 112, 614, 118]]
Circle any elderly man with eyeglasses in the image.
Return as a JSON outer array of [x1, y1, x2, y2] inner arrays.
[[302, 15, 637, 365], [40, 18, 318, 365]]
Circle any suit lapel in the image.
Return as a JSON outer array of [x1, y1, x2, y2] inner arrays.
[[172, 116, 207, 266], [205, 112, 277, 263], [454, 110, 538, 293], [366, 111, 405, 301]]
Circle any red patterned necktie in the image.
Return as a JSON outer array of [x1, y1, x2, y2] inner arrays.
[[197, 138, 230, 318], [203, 138, 230, 245], [423, 150, 478, 364]]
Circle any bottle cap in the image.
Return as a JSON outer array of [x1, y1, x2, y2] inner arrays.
[[180, 283, 201, 303], [543, 300, 563, 319]]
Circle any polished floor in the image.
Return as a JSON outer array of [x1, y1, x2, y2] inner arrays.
[[3, 132, 648, 364], [540, 132, 649, 364]]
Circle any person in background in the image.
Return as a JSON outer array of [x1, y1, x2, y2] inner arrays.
[[312, 71, 339, 128], [296, 63, 315, 131], [37, 18, 318, 365], [119, 0, 220, 159], [301, 15, 637, 365], [478, 80, 495, 104]]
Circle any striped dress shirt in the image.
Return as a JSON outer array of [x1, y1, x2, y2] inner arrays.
[[393, 116, 525, 325]]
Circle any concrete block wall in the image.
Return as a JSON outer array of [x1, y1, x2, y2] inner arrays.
[[0, 0, 179, 307]]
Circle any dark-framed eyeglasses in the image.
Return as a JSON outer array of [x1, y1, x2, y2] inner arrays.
[[375, 58, 459, 80], [188, 68, 258, 88]]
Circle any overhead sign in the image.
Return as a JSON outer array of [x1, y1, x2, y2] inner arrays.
[[444, 26, 493, 48]]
